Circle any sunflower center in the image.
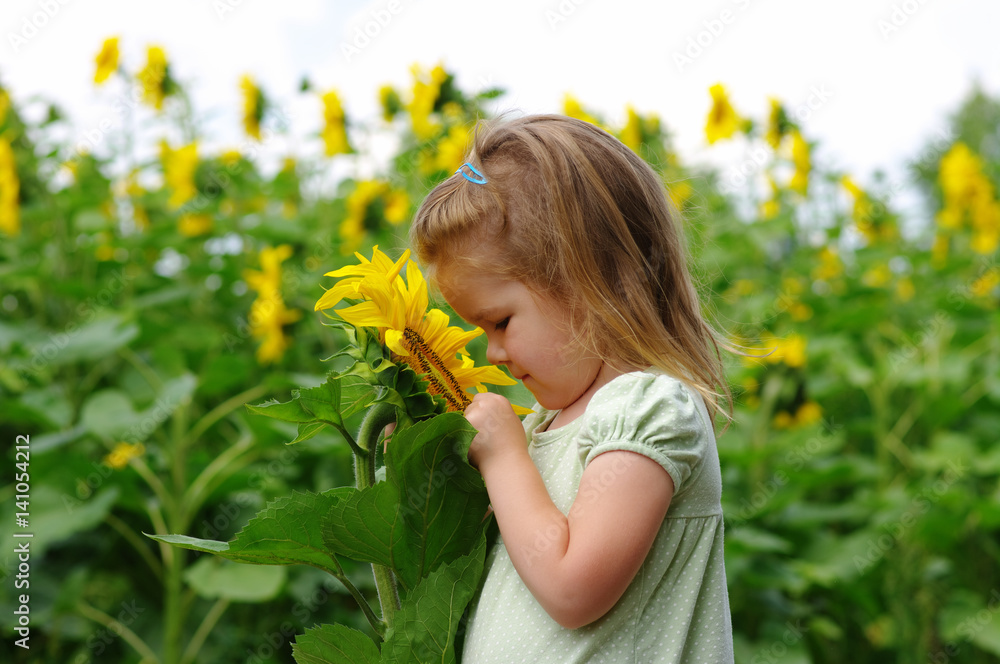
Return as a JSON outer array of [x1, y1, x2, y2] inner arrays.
[[398, 327, 472, 412]]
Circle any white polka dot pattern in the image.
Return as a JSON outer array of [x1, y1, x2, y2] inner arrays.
[[461, 370, 735, 663]]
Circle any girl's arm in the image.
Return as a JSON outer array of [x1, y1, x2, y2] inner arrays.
[[465, 392, 674, 629]]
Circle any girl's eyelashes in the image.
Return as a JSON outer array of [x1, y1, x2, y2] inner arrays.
[[493, 316, 510, 331]]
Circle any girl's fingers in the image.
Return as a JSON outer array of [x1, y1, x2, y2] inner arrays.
[[383, 422, 396, 453]]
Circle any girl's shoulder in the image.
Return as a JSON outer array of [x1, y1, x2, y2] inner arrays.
[[577, 369, 717, 494], [520, 369, 712, 442], [590, 368, 705, 419]]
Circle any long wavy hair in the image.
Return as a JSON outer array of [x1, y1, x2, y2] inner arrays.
[[410, 114, 732, 426]]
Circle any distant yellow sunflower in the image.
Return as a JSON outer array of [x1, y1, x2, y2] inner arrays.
[[321, 90, 351, 157], [240, 75, 264, 140], [563, 93, 601, 128], [339, 181, 409, 252], [104, 442, 144, 469], [138, 45, 170, 110], [620, 106, 643, 153], [765, 97, 787, 150], [378, 85, 403, 122], [244, 245, 302, 364], [0, 88, 10, 125], [94, 37, 120, 85], [789, 130, 811, 195], [937, 142, 1000, 254], [178, 212, 212, 237], [408, 63, 449, 140], [705, 83, 743, 144], [0, 137, 20, 236], [761, 332, 807, 368], [160, 140, 198, 209]]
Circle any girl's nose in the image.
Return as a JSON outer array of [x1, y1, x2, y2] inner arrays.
[[485, 338, 508, 366]]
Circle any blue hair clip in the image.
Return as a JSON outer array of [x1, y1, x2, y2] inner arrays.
[[456, 162, 488, 184]]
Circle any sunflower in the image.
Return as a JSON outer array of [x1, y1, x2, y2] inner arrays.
[[138, 45, 171, 110], [321, 90, 351, 157], [104, 442, 144, 470], [245, 245, 301, 364], [240, 75, 264, 141], [94, 37, 120, 85], [705, 83, 743, 144], [0, 137, 20, 236], [160, 140, 198, 209], [789, 130, 811, 195], [316, 247, 516, 412]]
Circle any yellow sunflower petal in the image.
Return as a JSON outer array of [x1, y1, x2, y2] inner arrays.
[[454, 355, 515, 387], [385, 328, 408, 356], [314, 279, 366, 311], [401, 261, 429, 326], [335, 300, 394, 329], [421, 309, 480, 358]]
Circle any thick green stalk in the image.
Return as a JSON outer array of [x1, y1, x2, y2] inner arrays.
[[77, 601, 159, 664], [330, 560, 385, 639], [163, 548, 185, 664], [356, 403, 401, 628], [164, 400, 191, 664]]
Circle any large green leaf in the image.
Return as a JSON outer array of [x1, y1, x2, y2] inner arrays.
[[291, 623, 381, 664], [27, 314, 139, 368], [149, 488, 353, 574], [80, 389, 141, 440], [298, 380, 356, 425], [184, 556, 287, 602], [80, 373, 196, 441], [940, 589, 1000, 658], [247, 373, 377, 446], [385, 413, 489, 585], [0, 486, 120, 560], [382, 534, 488, 664], [322, 481, 400, 572], [334, 362, 393, 417], [321, 413, 489, 591], [247, 379, 345, 425]]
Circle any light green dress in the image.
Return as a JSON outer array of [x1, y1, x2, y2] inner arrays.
[[461, 370, 734, 663]]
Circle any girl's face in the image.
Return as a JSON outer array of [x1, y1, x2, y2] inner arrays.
[[439, 266, 610, 420]]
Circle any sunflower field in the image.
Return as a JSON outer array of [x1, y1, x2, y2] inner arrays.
[[1, 38, 999, 664]]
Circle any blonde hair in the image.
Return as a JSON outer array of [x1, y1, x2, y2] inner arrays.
[[410, 114, 732, 426]]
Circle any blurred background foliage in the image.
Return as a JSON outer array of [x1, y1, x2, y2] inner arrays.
[[1, 38, 999, 664]]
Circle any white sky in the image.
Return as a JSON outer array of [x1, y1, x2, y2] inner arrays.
[[1, 0, 998, 188]]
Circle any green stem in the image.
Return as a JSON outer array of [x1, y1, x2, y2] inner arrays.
[[77, 600, 160, 664], [171, 400, 190, 501], [181, 433, 255, 527], [145, 499, 173, 569], [326, 558, 386, 640], [180, 598, 230, 664], [371, 565, 401, 629], [164, 400, 190, 664], [118, 347, 165, 393], [357, 402, 397, 455], [105, 512, 163, 581], [356, 403, 401, 627], [163, 545, 186, 664], [183, 384, 270, 449], [131, 458, 175, 517]]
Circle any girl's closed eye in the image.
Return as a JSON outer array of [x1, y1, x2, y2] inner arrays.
[[494, 317, 510, 331]]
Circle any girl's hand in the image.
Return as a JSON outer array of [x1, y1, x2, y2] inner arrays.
[[463, 392, 525, 469]]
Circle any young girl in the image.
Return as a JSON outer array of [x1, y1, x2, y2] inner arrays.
[[410, 114, 734, 663]]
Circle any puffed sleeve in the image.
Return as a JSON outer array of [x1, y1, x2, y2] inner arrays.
[[577, 371, 714, 498]]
